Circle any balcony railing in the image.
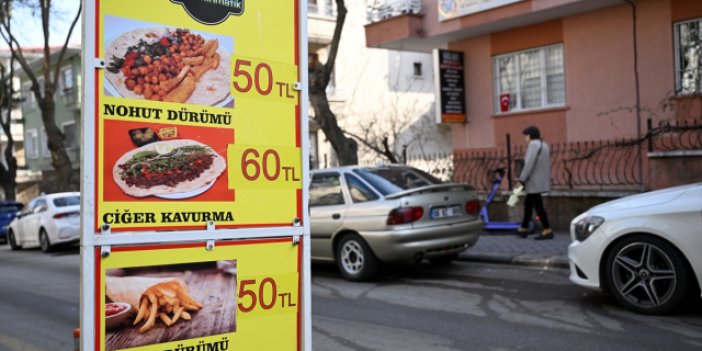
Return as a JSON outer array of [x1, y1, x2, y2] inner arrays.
[[367, 0, 422, 24]]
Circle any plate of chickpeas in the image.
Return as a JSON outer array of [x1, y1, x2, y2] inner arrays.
[[105, 27, 232, 107]]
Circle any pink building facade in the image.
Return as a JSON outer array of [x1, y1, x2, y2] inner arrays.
[[365, 0, 702, 228], [366, 0, 702, 146]]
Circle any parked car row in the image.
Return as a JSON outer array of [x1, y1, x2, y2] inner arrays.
[[4, 166, 699, 316], [309, 165, 702, 315]]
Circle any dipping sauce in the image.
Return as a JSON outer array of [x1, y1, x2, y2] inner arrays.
[[106, 303, 127, 316]]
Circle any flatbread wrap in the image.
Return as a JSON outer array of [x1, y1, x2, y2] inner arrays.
[[113, 139, 226, 198], [105, 27, 230, 106], [106, 276, 202, 333]]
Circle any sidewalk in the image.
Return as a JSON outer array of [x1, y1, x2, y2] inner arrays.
[[457, 230, 571, 269]]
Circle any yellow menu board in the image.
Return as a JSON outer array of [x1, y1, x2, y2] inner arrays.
[[91, 0, 302, 232], [96, 238, 301, 351]]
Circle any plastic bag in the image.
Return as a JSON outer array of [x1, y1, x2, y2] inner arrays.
[[507, 185, 525, 207]]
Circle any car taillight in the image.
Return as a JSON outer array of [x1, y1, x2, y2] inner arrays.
[[54, 212, 79, 219], [386, 207, 424, 225], [465, 200, 481, 215]]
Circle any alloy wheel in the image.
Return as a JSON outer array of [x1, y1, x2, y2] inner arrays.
[[40, 231, 51, 253], [610, 242, 677, 310], [8, 231, 20, 250], [340, 240, 365, 275]]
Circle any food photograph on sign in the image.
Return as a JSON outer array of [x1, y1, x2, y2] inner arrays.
[[104, 260, 237, 351], [104, 15, 234, 107], [103, 120, 233, 201]]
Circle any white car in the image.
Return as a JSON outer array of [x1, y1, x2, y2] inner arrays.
[[568, 183, 702, 314], [8, 192, 81, 252]]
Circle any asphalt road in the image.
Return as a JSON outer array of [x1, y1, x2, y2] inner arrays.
[[0, 245, 700, 351], [311, 263, 702, 351]]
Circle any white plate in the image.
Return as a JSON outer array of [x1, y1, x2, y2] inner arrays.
[[104, 79, 234, 108], [155, 178, 217, 200]]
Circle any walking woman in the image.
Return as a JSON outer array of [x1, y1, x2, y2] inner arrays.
[[517, 126, 553, 240]]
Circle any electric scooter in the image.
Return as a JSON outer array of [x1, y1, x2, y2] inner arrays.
[[480, 168, 535, 233]]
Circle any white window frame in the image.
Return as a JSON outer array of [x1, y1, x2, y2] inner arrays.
[[674, 17, 702, 95], [62, 121, 78, 150], [40, 127, 51, 157], [25, 129, 38, 159], [61, 65, 74, 92], [492, 43, 565, 114]]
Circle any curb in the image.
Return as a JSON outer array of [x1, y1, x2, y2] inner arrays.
[[457, 253, 570, 269]]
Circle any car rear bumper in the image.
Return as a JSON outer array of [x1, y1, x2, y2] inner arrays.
[[360, 220, 482, 261], [54, 225, 80, 243]]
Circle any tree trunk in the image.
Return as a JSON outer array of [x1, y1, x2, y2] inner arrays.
[[41, 97, 78, 191], [0, 60, 17, 200], [308, 0, 358, 166], [309, 90, 358, 165], [0, 124, 17, 200]]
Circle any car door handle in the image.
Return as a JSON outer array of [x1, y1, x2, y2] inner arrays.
[[332, 213, 341, 220]]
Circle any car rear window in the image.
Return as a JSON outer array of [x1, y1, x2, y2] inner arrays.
[[54, 196, 80, 207], [0, 204, 22, 213], [353, 168, 443, 195]]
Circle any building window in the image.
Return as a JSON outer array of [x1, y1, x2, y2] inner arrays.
[[25, 129, 38, 159], [325, 0, 334, 17], [40, 127, 51, 157], [308, 0, 318, 14], [413, 62, 423, 77], [22, 81, 35, 111], [675, 18, 702, 95], [61, 66, 78, 105], [493, 44, 565, 114], [62, 66, 74, 90], [62, 121, 78, 149]]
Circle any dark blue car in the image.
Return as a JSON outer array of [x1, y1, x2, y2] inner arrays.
[[0, 201, 23, 244]]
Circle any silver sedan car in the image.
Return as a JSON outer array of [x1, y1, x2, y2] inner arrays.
[[310, 165, 482, 281]]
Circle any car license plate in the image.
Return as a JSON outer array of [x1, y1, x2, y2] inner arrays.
[[431, 205, 461, 219]]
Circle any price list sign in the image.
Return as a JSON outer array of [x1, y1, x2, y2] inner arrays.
[[80, 1, 310, 351], [433, 49, 466, 123], [87, 0, 304, 233]]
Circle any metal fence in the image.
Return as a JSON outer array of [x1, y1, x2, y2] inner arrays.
[[648, 118, 702, 153], [453, 118, 702, 193]]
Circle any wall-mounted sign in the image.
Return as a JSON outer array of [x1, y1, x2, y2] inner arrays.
[[433, 49, 466, 123], [85, 0, 303, 234], [96, 238, 300, 351], [439, 0, 524, 22]]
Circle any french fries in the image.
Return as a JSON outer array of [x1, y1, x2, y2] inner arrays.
[[133, 280, 202, 333]]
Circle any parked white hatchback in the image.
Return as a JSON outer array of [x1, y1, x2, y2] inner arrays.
[[568, 183, 702, 314], [8, 192, 81, 252]]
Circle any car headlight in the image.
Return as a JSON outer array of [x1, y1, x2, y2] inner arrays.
[[574, 216, 604, 241]]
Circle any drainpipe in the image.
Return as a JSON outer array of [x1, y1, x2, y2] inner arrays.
[[624, 0, 644, 191]]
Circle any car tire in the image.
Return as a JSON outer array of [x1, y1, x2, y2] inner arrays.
[[8, 230, 21, 251], [336, 234, 379, 282], [604, 235, 691, 315], [39, 229, 53, 253], [429, 253, 459, 265]]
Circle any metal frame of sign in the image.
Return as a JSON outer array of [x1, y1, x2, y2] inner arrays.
[[80, 1, 311, 350]]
